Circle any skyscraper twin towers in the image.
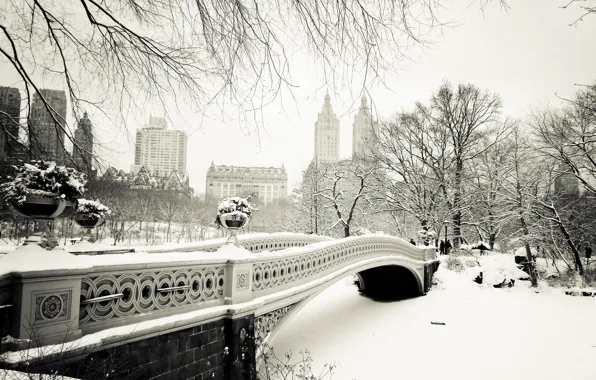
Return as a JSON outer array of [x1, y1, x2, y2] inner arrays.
[[314, 92, 376, 164]]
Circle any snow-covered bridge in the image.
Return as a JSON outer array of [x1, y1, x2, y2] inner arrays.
[[0, 233, 439, 380]]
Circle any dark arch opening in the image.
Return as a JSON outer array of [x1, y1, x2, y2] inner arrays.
[[355, 265, 420, 301]]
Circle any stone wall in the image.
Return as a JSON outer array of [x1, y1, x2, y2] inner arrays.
[[27, 320, 226, 380]]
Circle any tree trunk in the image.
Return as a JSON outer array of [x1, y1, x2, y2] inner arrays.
[[519, 215, 538, 287], [556, 218, 584, 276], [489, 233, 496, 251], [452, 160, 463, 249], [344, 224, 350, 238], [547, 203, 584, 276]]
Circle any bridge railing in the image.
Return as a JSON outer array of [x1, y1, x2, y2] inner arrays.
[[250, 235, 433, 297], [0, 234, 436, 354], [68, 232, 333, 255]]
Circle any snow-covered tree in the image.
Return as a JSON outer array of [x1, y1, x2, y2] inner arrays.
[[312, 159, 383, 238]]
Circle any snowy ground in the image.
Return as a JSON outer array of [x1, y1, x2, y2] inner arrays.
[[269, 256, 596, 380]]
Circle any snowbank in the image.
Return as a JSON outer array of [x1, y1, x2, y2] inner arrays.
[[437, 254, 530, 288]]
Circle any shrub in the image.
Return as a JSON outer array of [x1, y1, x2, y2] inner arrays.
[[76, 199, 111, 220], [1, 161, 86, 205]]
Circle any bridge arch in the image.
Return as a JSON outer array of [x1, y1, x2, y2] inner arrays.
[[256, 256, 426, 349]]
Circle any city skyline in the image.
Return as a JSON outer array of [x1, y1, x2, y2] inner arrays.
[[0, 1, 595, 195]]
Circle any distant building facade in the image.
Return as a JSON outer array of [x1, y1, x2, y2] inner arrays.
[[206, 163, 288, 204], [352, 96, 377, 159], [314, 92, 340, 164], [133, 116, 187, 178], [0, 87, 21, 158], [554, 164, 580, 198], [73, 112, 94, 175], [29, 89, 67, 163], [100, 165, 193, 197]]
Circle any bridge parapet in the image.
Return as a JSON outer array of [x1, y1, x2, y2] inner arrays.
[[0, 234, 437, 368], [250, 235, 435, 297], [68, 232, 333, 255]]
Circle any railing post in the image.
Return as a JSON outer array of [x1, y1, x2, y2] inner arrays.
[[225, 259, 255, 305], [6, 270, 84, 351]]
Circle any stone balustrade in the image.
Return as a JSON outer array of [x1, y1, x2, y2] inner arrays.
[[0, 234, 436, 361], [69, 232, 333, 255]]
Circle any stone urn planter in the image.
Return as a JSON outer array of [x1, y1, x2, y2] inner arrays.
[[219, 212, 249, 229], [74, 199, 111, 243], [10, 196, 76, 249], [216, 197, 256, 246], [11, 195, 73, 220], [1, 161, 86, 250]]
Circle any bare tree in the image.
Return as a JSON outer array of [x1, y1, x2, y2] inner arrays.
[[314, 159, 381, 238], [374, 110, 450, 240], [2, 0, 499, 165], [561, 0, 596, 25], [499, 127, 543, 286], [533, 83, 596, 195], [156, 191, 187, 242], [375, 82, 510, 247], [428, 82, 509, 248], [465, 136, 515, 249]]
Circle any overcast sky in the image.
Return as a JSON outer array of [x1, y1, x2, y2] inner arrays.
[[1, 0, 595, 196]]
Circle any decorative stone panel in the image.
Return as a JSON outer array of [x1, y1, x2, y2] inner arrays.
[[32, 290, 71, 325], [79, 265, 226, 327], [236, 271, 249, 290]]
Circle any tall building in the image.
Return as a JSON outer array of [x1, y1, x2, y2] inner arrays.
[[352, 96, 376, 159], [314, 91, 340, 163], [206, 163, 288, 205], [0, 87, 21, 157], [29, 89, 67, 163], [73, 112, 94, 175], [554, 164, 580, 198], [133, 116, 187, 178]]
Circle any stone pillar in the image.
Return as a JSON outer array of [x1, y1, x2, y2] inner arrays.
[[7, 272, 83, 351], [225, 261, 254, 305], [224, 314, 256, 380], [423, 261, 440, 293]]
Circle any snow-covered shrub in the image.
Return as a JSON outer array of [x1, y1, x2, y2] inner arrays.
[[0, 161, 86, 204], [444, 255, 479, 272], [76, 199, 111, 220], [217, 196, 256, 218], [216, 196, 257, 227]]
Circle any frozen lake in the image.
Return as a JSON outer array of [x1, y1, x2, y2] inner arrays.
[[269, 275, 596, 380]]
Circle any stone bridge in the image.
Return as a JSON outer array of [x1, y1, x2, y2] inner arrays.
[[0, 233, 439, 380]]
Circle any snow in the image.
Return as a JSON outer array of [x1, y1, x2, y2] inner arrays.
[[76, 199, 111, 218], [0, 245, 92, 276], [134, 232, 332, 253], [0, 233, 337, 276], [269, 254, 596, 380], [213, 244, 256, 259], [217, 196, 256, 218]]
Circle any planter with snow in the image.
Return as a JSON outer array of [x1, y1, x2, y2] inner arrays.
[[0, 161, 86, 249], [11, 195, 73, 220], [216, 197, 256, 246], [74, 199, 110, 228], [219, 212, 249, 229], [74, 199, 111, 243]]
